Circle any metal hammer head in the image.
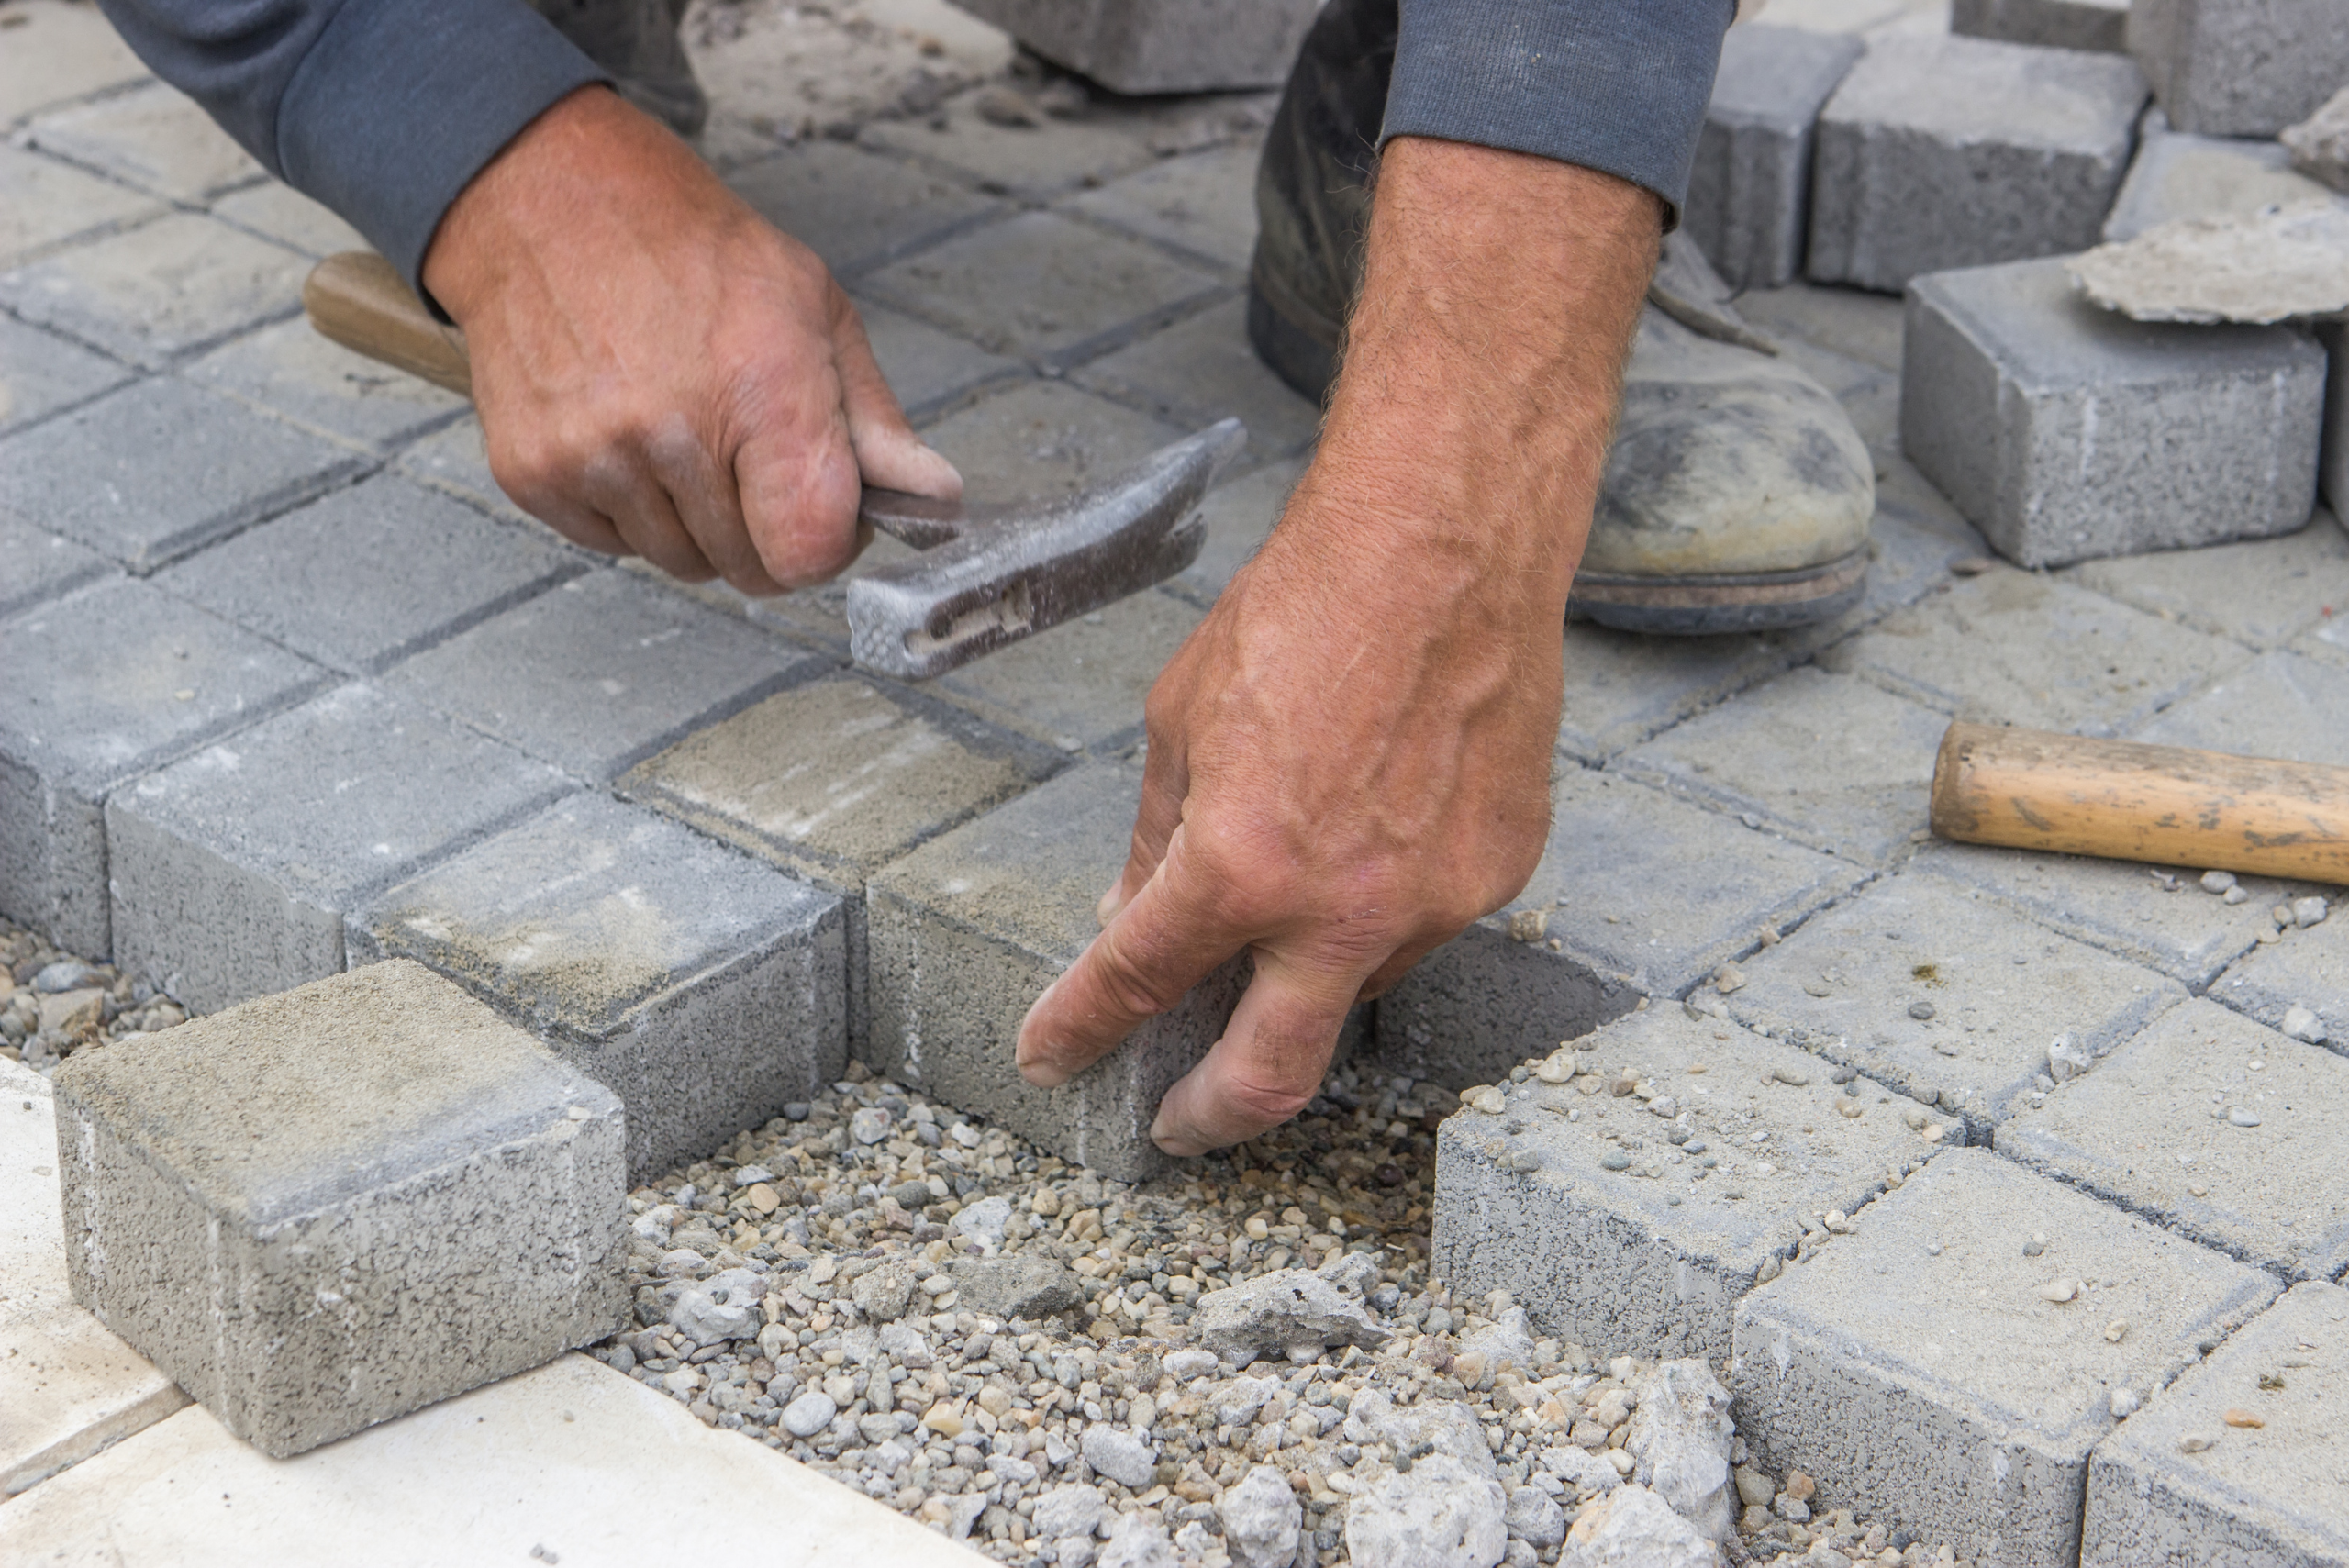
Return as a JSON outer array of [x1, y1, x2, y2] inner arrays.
[[848, 418, 1247, 680]]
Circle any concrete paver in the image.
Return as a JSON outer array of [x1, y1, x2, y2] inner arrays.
[[1554, 621, 1824, 763], [351, 795, 847, 1183], [2081, 1279, 2349, 1566], [0, 312, 129, 438], [2128, 0, 2349, 137], [2065, 508, 2349, 651], [1686, 24, 1865, 291], [52, 962, 627, 1457], [205, 180, 369, 259], [2101, 128, 2342, 242], [0, 142, 163, 270], [2132, 645, 2349, 761], [1074, 295, 1321, 461], [2210, 916, 2349, 1061], [1951, 0, 2130, 50], [915, 375, 1186, 505], [1726, 872, 2188, 1134], [932, 586, 1201, 753], [1431, 1007, 1959, 1362], [724, 141, 1004, 278], [0, 512, 112, 623], [0, 0, 148, 127], [1061, 142, 1260, 272], [1165, 451, 1305, 606], [106, 683, 572, 1013], [1996, 999, 2349, 1279], [0, 212, 309, 369], [391, 413, 527, 521], [854, 298, 1022, 421], [183, 317, 470, 451], [860, 93, 1186, 200], [24, 80, 263, 202], [1731, 1145, 2279, 1568]]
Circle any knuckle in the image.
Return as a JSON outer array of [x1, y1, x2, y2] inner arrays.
[[1086, 934, 1189, 1023]]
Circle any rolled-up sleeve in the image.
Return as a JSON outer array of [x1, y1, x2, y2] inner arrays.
[[95, 0, 607, 289], [1381, 0, 1736, 224]]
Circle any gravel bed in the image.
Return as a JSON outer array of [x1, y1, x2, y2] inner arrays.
[[0, 917, 193, 1068]]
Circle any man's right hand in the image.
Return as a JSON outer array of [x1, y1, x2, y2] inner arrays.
[[419, 86, 961, 595]]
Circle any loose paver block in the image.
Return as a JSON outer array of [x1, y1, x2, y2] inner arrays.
[[1900, 258, 2325, 567], [351, 795, 847, 1183], [382, 570, 825, 781], [2102, 129, 2343, 241], [949, 0, 1318, 93], [0, 1352, 990, 1565], [0, 578, 326, 955], [854, 298, 1022, 420], [50, 962, 628, 1458], [2211, 917, 2349, 1061], [0, 312, 129, 439], [724, 141, 1003, 278], [1431, 1007, 1959, 1363], [26, 81, 262, 202], [865, 762, 1244, 1181], [1996, 999, 2349, 1278], [2134, 646, 2349, 762], [2128, 0, 2349, 136], [184, 317, 470, 451], [621, 675, 1060, 1046], [0, 0, 149, 127], [0, 376, 369, 573], [2065, 508, 2349, 651], [1732, 1146, 2280, 1568], [0, 511, 112, 622], [933, 586, 1202, 753], [0, 212, 310, 369], [1063, 142, 1261, 272], [1809, 34, 2146, 290], [106, 683, 571, 1014], [2081, 1280, 2349, 1566], [1075, 296, 1321, 460], [156, 475, 582, 674], [1726, 873, 2188, 1134], [1, 1059, 188, 1498], [1376, 768, 1865, 1089], [1617, 665, 1950, 866], [0, 143, 164, 270], [1684, 25, 1865, 290], [1951, 0, 2129, 50]]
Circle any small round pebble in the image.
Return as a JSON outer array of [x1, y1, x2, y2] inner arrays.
[[1908, 1001, 1936, 1020]]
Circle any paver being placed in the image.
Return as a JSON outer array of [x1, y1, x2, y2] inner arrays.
[[0, 1352, 989, 1566], [0, 211, 310, 369], [1431, 1007, 1960, 1363], [51, 962, 628, 1458], [24, 81, 262, 203], [0, 1058, 188, 1499], [106, 683, 571, 1014], [184, 317, 470, 451], [0, 511, 111, 623], [0, 312, 128, 439], [156, 475, 581, 674], [2065, 508, 2349, 651], [351, 794, 847, 1183], [1951, 0, 2129, 50], [865, 761, 1245, 1182], [2134, 645, 2349, 761], [1063, 142, 1260, 272], [382, 570, 824, 781], [2128, 0, 2349, 136], [2102, 129, 2343, 241], [1732, 1146, 2280, 1568], [1375, 767, 1865, 1088], [1809, 34, 2145, 290], [0, 376, 369, 573], [1995, 999, 2349, 1279], [723, 140, 1003, 278], [0, 578, 326, 956], [1900, 258, 2327, 567], [1725, 872, 2188, 1135], [1683, 24, 1865, 291], [0, 142, 164, 270], [951, 0, 1317, 93], [2081, 1279, 2349, 1566]]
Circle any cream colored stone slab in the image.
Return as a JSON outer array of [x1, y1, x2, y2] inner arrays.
[[0, 1353, 989, 1565], [2071, 200, 2349, 324], [0, 0, 149, 127]]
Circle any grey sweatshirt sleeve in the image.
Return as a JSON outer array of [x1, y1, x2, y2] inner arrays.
[[1382, 0, 1735, 224], [94, 0, 607, 291]]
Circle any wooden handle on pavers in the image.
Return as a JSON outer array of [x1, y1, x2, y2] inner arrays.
[[1930, 720, 2349, 882], [303, 253, 473, 398]]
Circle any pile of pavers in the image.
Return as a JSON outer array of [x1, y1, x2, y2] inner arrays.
[[4, 0, 2349, 1562]]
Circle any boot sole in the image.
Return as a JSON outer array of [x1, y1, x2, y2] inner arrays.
[[1567, 550, 1872, 636]]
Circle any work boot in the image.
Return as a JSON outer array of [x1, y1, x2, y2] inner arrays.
[[1247, 0, 1876, 634], [531, 0, 710, 139]]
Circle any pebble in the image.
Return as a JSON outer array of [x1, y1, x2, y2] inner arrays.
[[2040, 1280, 2079, 1304], [1464, 1085, 1507, 1115], [2293, 895, 2330, 929], [2200, 870, 2237, 894], [782, 1391, 837, 1438], [2179, 1434, 2217, 1452], [1907, 1001, 1935, 1021], [2047, 1035, 2092, 1084], [2110, 1388, 2141, 1418], [2282, 1006, 2328, 1045], [2228, 1106, 2263, 1128], [1079, 1424, 1157, 1488], [850, 1106, 893, 1145], [1218, 1464, 1303, 1568], [1771, 1066, 1810, 1087], [2222, 1407, 2265, 1429]]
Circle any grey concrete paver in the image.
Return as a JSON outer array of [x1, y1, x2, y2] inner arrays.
[[2065, 508, 2349, 650], [381, 570, 826, 781], [154, 475, 583, 674], [1725, 872, 2188, 1134], [2210, 917, 2349, 1060], [0, 578, 328, 955], [1996, 998, 2349, 1279], [0, 0, 148, 128], [183, 317, 469, 451], [25, 81, 262, 202], [1686, 25, 1865, 291], [52, 961, 627, 1458], [2101, 129, 2342, 242], [914, 375, 1186, 503], [0, 312, 130, 438], [1732, 1145, 2279, 1568], [1952, 0, 2130, 51], [0, 511, 112, 623], [1165, 452, 1304, 606], [858, 95, 1182, 200], [1617, 665, 1951, 866], [1073, 295, 1321, 461], [1555, 622, 1825, 764], [932, 586, 1200, 753], [1061, 142, 1260, 272], [2132, 645, 2349, 761], [1376, 767, 1866, 1088], [1732, 279, 1906, 372], [0, 376, 369, 572], [861, 210, 1225, 365], [2081, 1280, 2349, 1567], [0, 143, 163, 269], [2129, 0, 2349, 137], [852, 298, 1021, 421], [724, 141, 1003, 278], [0, 212, 309, 369], [391, 414, 526, 521], [1431, 1007, 1959, 1362], [351, 795, 848, 1183], [205, 181, 369, 259]]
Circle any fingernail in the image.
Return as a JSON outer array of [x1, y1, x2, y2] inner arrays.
[[1096, 881, 1122, 927], [1148, 1108, 1200, 1157], [1017, 1046, 1071, 1091]]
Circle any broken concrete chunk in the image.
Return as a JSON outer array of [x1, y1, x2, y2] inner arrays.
[[1625, 1359, 1738, 1543], [1191, 1268, 1391, 1362], [946, 1255, 1084, 1319], [1559, 1483, 1723, 1568], [2069, 201, 2349, 324], [1343, 1388, 1497, 1479], [2283, 86, 2349, 193], [1343, 1451, 1508, 1568]]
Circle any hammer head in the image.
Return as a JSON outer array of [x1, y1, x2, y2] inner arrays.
[[847, 419, 1247, 680]]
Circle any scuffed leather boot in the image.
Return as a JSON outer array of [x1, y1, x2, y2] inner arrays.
[[532, 0, 709, 139], [1247, 0, 1875, 633]]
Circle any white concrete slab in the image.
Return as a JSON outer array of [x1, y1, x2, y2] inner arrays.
[[0, 1058, 187, 1497], [0, 1352, 991, 1565]]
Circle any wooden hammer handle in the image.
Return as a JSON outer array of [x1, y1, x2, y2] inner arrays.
[[303, 253, 473, 398], [1931, 721, 2349, 883]]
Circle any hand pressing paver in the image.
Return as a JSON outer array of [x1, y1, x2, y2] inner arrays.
[[1725, 872, 2188, 1135], [1996, 999, 2349, 1279], [865, 761, 1245, 1181], [0, 212, 310, 369], [0, 578, 327, 955], [0, 313, 129, 439], [2081, 1280, 2349, 1566], [2101, 130, 2343, 241], [1683, 24, 1864, 291], [50, 961, 627, 1458], [1431, 1007, 1959, 1362], [0, 143, 164, 271], [352, 794, 849, 1183], [0, 377, 369, 573], [1731, 1146, 2279, 1568], [156, 475, 582, 675], [1951, 0, 2129, 51], [382, 570, 825, 782], [106, 683, 571, 1014], [2211, 916, 2349, 1061], [184, 318, 470, 452], [2133, 646, 2349, 762], [2128, 0, 2349, 136], [1375, 767, 1865, 1089], [0, 512, 111, 623]]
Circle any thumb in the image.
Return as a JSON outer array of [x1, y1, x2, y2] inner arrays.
[[830, 297, 962, 500]]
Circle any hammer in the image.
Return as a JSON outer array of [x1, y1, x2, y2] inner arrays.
[[302, 252, 1245, 679], [1931, 720, 2349, 883]]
